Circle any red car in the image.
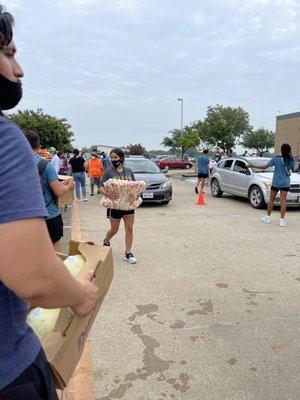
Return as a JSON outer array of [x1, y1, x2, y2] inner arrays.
[[157, 157, 192, 170]]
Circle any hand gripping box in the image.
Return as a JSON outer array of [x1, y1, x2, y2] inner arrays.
[[42, 240, 114, 389]]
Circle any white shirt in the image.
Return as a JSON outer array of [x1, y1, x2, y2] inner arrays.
[[51, 154, 61, 174]]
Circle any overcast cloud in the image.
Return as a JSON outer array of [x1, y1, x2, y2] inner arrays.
[[3, 0, 300, 149]]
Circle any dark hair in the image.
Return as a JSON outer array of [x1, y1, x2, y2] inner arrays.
[[203, 149, 209, 155], [73, 148, 79, 157], [0, 5, 14, 50], [281, 143, 293, 163], [110, 148, 125, 162], [57, 152, 62, 157], [24, 130, 40, 150]]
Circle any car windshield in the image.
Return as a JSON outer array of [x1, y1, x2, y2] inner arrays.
[[250, 159, 274, 173], [125, 159, 161, 173]]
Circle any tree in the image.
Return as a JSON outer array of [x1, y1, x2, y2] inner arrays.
[[161, 127, 200, 157], [8, 108, 74, 152], [127, 143, 146, 155], [197, 105, 252, 155], [241, 128, 275, 156]]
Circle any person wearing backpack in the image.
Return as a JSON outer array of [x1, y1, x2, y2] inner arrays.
[[24, 131, 75, 250]]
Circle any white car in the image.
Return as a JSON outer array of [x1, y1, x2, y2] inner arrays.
[[210, 157, 300, 208]]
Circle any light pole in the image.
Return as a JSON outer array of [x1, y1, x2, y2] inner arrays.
[[177, 98, 183, 158]]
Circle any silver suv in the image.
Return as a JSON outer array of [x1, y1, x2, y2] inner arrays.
[[210, 157, 300, 208]]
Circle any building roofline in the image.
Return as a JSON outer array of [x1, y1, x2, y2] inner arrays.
[[277, 112, 300, 121]]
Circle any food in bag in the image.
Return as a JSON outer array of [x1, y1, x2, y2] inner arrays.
[[27, 255, 86, 339], [100, 179, 147, 210]]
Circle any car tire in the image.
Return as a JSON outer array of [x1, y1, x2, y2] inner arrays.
[[161, 201, 170, 205], [211, 178, 223, 197], [248, 186, 266, 209], [185, 164, 191, 169]]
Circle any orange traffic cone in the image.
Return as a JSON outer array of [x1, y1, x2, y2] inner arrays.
[[196, 190, 206, 205]]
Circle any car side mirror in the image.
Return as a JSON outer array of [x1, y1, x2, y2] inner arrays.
[[162, 168, 168, 174], [245, 169, 251, 175]]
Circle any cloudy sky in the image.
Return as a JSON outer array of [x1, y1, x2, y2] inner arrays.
[[4, 0, 300, 150]]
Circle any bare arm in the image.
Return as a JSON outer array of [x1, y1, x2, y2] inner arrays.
[[0, 218, 98, 315], [50, 179, 75, 197]]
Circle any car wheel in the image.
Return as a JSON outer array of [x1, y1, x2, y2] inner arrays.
[[161, 201, 170, 205], [211, 178, 223, 197], [248, 186, 266, 209], [185, 164, 191, 169]]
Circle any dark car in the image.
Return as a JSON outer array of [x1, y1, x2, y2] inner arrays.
[[157, 157, 192, 170], [124, 157, 172, 205]]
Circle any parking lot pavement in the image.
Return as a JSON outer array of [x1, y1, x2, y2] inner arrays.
[[78, 179, 300, 400]]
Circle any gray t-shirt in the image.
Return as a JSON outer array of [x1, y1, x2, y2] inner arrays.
[[0, 115, 47, 389], [100, 166, 135, 186]]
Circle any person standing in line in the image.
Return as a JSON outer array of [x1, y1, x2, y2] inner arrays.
[[69, 148, 87, 202], [247, 143, 295, 227], [24, 131, 75, 251], [49, 147, 61, 174], [195, 149, 210, 194], [0, 6, 99, 399], [86, 152, 104, 196], [101, 151, 111, 170], [99, 148, 137, 264]]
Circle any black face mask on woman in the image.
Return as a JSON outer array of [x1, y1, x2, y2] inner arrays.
[[0, 73, 22, 110], [111, 159, 122, 168]]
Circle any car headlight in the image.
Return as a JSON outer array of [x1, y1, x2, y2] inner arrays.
[[262, 181, 271, 189], [161, 180, 172, 188]]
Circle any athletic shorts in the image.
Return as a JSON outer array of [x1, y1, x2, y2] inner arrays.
[[271, 186, 290, 193], [106, 208, 135, 220], [0, 348, 58, 400], [46, 214, 63, 244], [198, 173, 209, 179], [90, 177, 101, 186]]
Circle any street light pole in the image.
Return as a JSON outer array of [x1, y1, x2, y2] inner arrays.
[[177, 98, 183, 158]]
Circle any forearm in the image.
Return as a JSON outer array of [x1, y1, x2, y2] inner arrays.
[[26, 255, 84, 309], [0, 218, 83, 310]]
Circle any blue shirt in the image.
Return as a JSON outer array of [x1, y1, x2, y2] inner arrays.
[[0, 116, 47, 389], [35, 155, 61, 219], [267, 156, 294, 188], [197, 155, 210, 174]]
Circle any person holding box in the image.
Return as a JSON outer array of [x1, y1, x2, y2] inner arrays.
[[0, 6, 99, 399]]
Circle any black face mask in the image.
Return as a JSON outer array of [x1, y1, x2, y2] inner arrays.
[[0, 73, 23, 111], [111, 159, 122, 168]]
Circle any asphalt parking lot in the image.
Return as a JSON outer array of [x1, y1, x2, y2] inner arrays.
[[78, 177, 300, 400]]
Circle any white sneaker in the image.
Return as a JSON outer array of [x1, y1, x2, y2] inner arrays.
[[261, 215, 271, 223], [124, 252, 137, 264], [82, 198, 88, 202], [279, 219, 286, 227]]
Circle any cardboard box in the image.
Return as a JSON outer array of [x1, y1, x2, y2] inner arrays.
[[56, 175, 74, 208], [42, 240, 114, 389]]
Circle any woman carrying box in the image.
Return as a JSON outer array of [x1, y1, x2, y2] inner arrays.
[[99, 148, 137, 264]]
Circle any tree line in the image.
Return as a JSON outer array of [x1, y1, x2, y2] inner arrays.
[[162, 105, 275, 157], [7, 105, 275, 157]]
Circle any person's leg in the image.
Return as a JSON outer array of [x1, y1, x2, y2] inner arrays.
[[267, 189, 277, 216], [80, 173, 87, 199], [279, 190, 288, 219], [73, 173, 81, 200], [124, 214, 134, 253], [200, 178, 205, 191], [53, 241, 61, 252], [104, 218, 121, 243], [90, 178, 95, 196], [195, 177, 200, 193]]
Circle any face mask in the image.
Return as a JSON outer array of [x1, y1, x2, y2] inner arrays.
[[111, 159, 122, 168], [0, 73, 23, 110]]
